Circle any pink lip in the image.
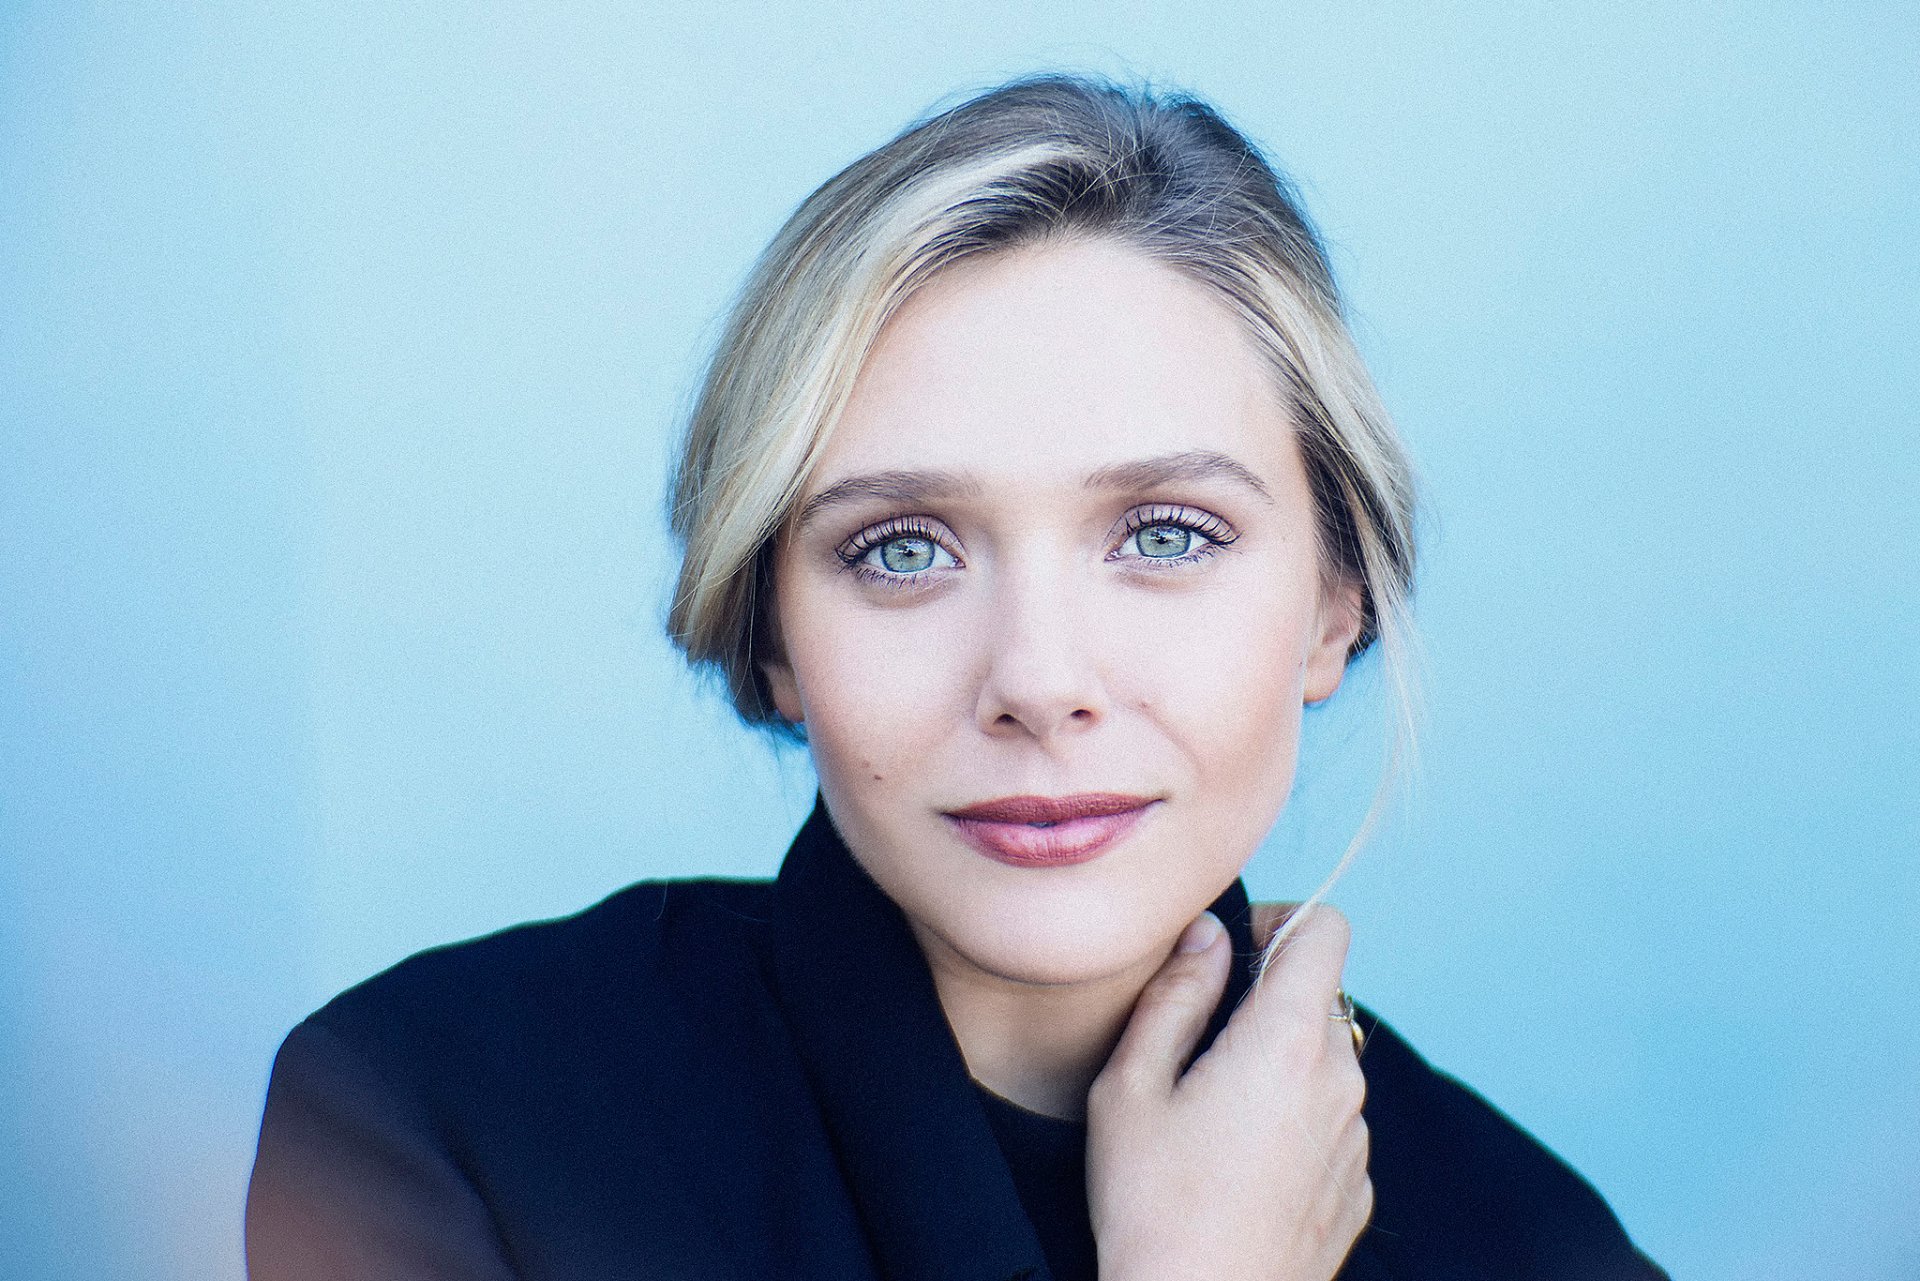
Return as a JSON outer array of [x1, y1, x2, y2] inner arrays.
[[942, 793, 1157, 868]]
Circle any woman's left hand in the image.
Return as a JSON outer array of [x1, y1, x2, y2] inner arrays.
[[1086, 900, 1371, 1281]]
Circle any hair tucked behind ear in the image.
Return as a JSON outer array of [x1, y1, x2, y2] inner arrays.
[[665, 73, 1422, 938]]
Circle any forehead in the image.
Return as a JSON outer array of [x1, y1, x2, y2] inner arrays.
[[812, 239, 1294, 492]]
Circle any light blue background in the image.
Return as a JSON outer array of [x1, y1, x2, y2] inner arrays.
[[3, 3, 1915, 1278]]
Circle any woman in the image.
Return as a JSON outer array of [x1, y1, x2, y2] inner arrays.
[[246, 74, 1667, 1280]]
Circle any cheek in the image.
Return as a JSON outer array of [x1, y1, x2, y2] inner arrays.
[[781, 584, 974, 781], [1120, 576, 1316, 773], [1135, 604, 1311, 883]]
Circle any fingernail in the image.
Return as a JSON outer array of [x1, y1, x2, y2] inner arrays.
[[1178, 911, 1223, 954]]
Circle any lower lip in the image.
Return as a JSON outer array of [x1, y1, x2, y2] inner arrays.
[[943, 806, 1151, 868]]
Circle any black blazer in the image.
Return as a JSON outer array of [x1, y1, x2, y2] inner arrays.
[[246, 796, 1666, 1280]]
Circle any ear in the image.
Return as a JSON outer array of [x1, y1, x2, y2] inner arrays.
[[761, 655, 804, 725], [1304, 580, 1365, 705], [754, 545, 805, 725]]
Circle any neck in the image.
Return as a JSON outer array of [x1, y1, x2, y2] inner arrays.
[[907, 919, 1169, 1123]]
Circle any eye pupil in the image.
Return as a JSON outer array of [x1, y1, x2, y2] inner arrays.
[[1139, 524, 1192, 558], [880, 536, 936, 573]]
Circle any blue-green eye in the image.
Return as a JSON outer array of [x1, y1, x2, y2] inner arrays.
[[880, 536, 936, 573], [1135, 524, 1193, 558], [1114, 504, 1238, 567], [839, 517, 961, 587]]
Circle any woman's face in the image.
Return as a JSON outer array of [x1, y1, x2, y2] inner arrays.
[[763, 237, 1361, 989]]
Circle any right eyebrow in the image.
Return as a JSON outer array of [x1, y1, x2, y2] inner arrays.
[[794, 468, 984, 531]]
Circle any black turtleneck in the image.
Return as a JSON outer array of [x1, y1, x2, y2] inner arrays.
[[972, 1081, 1097, 1281]]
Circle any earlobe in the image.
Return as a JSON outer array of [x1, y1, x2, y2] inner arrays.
[[762, 658, 805, 725], [1304, 581, 1366, 705]]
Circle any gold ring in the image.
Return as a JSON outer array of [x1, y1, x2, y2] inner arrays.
[[1329, 988, 1365, 1055]]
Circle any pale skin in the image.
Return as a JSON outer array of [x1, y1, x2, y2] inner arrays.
[[762, 238, 1372, 1279]]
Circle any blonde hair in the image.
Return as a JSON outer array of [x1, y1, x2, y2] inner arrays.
[[667, 73, 1420, 966]]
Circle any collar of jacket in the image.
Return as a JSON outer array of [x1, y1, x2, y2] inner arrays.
[[764, 792, 1259, 1281]]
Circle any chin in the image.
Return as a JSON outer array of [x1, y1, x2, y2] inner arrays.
[[950, 939, 1136, 989], [924, 889, 1173, 988]]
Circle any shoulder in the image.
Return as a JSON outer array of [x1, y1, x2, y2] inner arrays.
[[1353, 1005, 1668, 1280], [249, 878, 781, 1276], [299, 876, 778, 1096]]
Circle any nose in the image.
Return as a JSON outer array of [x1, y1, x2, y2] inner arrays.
[[972, 563, 1108, 745]]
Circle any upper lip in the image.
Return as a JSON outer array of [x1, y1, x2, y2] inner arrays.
[[944, 793, 1156, 824]]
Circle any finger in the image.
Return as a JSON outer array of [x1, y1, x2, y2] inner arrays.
[[1248, 900, 1302, 951], [1094, 912, 1232, 1098], [1216, 906, 1352, 1076], [1340, 1174, 1377, 1253], [1251, 902, 1351, 1018]]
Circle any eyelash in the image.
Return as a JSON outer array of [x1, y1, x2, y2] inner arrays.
[[1113, 504, 1239, 570], [835, 516, 956, 592], [834, 505, 1238, 590]]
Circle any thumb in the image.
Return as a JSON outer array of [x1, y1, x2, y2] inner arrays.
[[1095, 912, 1232, 1101]]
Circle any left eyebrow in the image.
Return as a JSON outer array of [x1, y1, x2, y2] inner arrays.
[[1083, 450, 1274, 504]]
